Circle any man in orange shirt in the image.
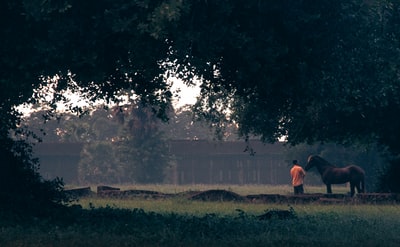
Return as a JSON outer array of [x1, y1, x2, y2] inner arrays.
[[290, 160, 306, 194]]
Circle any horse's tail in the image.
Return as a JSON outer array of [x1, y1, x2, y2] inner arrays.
[[354, 165, 366, 193]]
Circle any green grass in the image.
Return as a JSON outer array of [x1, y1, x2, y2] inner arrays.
[[1, 185, 398, 247], [79, 197, 270, 216]]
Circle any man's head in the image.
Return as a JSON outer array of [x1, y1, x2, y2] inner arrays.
[[292, 160, 298, 165]]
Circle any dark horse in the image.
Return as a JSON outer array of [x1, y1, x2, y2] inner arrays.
[[305, 155, 365, 196]]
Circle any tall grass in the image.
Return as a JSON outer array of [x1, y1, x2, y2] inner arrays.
[[77, 193, 400, 219], [1, 185, 398, 247]]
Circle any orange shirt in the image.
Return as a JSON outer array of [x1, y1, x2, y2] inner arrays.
[[290, 165, 306, 186]]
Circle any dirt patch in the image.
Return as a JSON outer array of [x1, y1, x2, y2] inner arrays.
[[98, 189, 170, 199], [189, 189, 245, 202], [247, 193, 324, 203]]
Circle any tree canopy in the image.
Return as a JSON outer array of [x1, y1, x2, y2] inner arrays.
[[174, 1, 400, 152], [4, 0, 400, 150], [3, 0, 400, 209]]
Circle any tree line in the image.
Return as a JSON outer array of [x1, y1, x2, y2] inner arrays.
[[23, 103, 384, 190], [23, 102, 236, 184]]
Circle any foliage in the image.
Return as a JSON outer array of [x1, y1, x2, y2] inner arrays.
[[170, 0, 400, 152], [376, 157, 400, 193], [4, 0, 400, 211], [161, 105, 240, 141], [0, 139, 69, 215], [22, 107, 120, 143], [78, 142, 122, 184], [167, 0, 400, 191], [10, 0, 400, 152], [72, 104, 173, 184], [112, 103, 172, 183], [1, 198, 400, 247], [2, 0, 181, 212], [23, 105, 173, 184]]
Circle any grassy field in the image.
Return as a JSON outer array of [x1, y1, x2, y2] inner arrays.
[[1, 184, 399, 247], [77, 184, 350, 215], [67, 183, 350, 195]]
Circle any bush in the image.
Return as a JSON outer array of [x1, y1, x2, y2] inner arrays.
[[0, 138, 70, 215], [377, 157, 400, 193]]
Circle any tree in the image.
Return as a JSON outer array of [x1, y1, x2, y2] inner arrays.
[[4, 0, 400, 212], [167, 1, 400, 147], [160, 104, 239, 141], [167, 1, 400, 190], [74, 103, 173, 184], [112, 102, 172, 183], [24, 104, 172, 184], [78, 141, 122, 184]]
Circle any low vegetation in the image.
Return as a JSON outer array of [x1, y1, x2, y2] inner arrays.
[[1, 185, 399, 247]]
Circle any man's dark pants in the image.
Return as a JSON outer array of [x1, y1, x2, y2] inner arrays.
[[294, 184, 304, 194]]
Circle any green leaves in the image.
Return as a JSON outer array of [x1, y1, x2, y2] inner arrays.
[[171, 0, 400, 155], [4, 0, 400, 154]]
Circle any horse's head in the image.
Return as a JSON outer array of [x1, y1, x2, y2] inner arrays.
[[305, 155, 316, 171], [305, 155, 333, 171]]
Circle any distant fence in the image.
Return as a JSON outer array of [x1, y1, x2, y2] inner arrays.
[[173, 152, 287, 184], [168, 140, 290, 184], [34, 142, 83, 183], [34, 140, 310, 185]]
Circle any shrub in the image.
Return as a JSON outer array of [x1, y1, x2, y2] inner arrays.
[[0, 139, 70, 215]]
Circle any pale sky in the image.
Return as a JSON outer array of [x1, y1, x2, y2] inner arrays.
[[170, 78, 201, 108], [17, 78, 201, 116]]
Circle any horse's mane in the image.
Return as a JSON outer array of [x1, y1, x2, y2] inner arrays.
[[312, 155, 337, 168]]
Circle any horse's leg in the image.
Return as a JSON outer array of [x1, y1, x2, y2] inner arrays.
[[326, 184, 332, 194], [360, 177, 365, 193], [354, 178, 365, 194], [350, 183, 355, 197], [355, 183, 360, 193]]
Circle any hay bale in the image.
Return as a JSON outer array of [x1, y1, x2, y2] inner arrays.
[[65, 187, 93, 198], [97, 190, 123, 197], [121, 190, 166, 199], [97, 185, 120, 193]]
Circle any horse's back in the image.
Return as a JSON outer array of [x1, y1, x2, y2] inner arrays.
[[348, 165, 365, 175], [347, 165, 365, 182]]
